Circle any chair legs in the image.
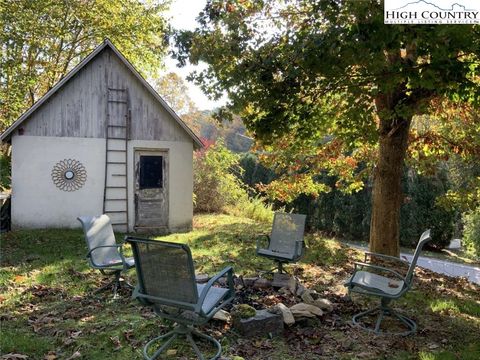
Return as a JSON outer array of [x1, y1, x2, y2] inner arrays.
[[143, 324, 221, 360], [95, 270, 134, 298], [277, 261, 287, 274], [352, 298, 417, 336], [259, 261, 289, 277]]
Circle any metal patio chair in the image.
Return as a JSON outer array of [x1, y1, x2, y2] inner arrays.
[[256, 213, 307, 274], [344, 229, 432, 335], [126, 237, 235, 360], [78, 215, 134, 297]]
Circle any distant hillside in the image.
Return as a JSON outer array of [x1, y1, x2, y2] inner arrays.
[[192, 110, 254, 153]]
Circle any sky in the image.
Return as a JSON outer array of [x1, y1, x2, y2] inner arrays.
[[164, 0, 227, 110]]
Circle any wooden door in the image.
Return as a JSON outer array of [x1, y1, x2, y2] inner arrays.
[[134, 150, 168, 231]]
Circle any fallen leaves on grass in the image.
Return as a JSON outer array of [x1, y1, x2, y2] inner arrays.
[[63, 330, 82, 345], [65, 351, 81, 360], [28, 312, 60, 334], [13, 275, 26, 283], [123, 329, 141, 348], [43, 352, 57, 360], [110, 335, 122, 351], [27, 285, 66, 299], [0, 355, 28, 360]]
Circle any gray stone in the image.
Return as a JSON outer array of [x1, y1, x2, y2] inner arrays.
[[301, 289, 318, 304], [253, 278, 272, 289], [233, 309, 284, 337], [278, 287, 292, 296], [269, 303, 295, 326], [272, 273, 296, 290], [290, 309, 316, 318], [288, 277, 299, 294], [242, 277, 258, 287], [296, 284, 307, 297], [213, 309, 231, 322], [314, 298, 334, 312], [300, 289, 334, 312], [195, 274, 209, 283], [290, 303, 323, 318]]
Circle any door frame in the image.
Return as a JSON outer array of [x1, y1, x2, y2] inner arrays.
[[133, 148, 169, 232]]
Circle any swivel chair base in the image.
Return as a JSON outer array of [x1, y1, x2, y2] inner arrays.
[[143, 324, 221, 360], [352, 299, 416, 336]]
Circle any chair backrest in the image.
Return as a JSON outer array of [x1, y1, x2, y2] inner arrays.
[[127, 237, 199, 306], [270, 213, 306, 255], [405, 229, 431, 284], [77, 215, 121, 267]]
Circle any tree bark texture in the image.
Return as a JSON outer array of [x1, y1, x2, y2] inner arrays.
[[369, 95, 412, 256]]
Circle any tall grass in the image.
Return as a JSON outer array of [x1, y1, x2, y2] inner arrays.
[[225, 195, 274, 223]]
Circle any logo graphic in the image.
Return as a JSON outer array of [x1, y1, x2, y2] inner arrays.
[[384, 0, 479, 24]]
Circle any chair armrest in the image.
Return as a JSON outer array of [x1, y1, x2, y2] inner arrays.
[[353, 262, 406, 282], [364, 252, 410, 266], [86, 244, 122, 258], [87, 244, 129, 270], [256, 234, 271, 252], [196, 266, 234, 313]]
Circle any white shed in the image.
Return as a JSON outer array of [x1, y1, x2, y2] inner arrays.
[[0, 40, 203, 233]]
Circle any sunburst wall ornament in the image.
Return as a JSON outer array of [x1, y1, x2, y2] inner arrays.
[[51, 159, 87, 191]]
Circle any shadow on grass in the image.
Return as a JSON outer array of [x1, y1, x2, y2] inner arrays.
[[2, 215, 479, 359], [1, 229, 88, 267], [153, 219, 347, 277], [0, 277, 159, 359]]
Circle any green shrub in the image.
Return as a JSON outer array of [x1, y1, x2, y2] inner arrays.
[[239, 153, 275, 190], [400, 169, 456, 249], [194, 141, 273, 222], [0, 150, 11, 191], [193, 140, 245, 213], [463, 207, 480, 257]]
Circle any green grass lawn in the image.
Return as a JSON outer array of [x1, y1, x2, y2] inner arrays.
[[1, 214, 479, 359]]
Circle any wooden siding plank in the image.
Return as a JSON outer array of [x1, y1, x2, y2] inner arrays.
[[19, 48, 192, 142], [22, 51, 108, 138]]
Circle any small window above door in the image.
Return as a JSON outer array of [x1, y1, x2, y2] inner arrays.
[[139, 155, 163, 189]]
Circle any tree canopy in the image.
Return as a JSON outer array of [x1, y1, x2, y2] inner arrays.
[[0, 0, 169, 130], [175, 0, 480, 255], [154, 72, 197, 115]]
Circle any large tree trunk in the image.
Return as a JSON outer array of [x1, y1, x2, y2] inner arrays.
[[369, 96, 412, 256]]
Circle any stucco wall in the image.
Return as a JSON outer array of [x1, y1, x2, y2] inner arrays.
[[11, 135, 105, 229], [11, 135, 193, 232]]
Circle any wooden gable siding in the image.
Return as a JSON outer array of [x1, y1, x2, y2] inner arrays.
[[22, 50, 107, 138], [106, 50, 190, 142], [21, 48, 190, 142]]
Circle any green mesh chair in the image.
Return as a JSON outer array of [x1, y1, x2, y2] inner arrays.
[[78, 215, 134, 297], [344, 229, 431, 335], [126, 237, 235, 360], [256, 213, 307, 274]]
